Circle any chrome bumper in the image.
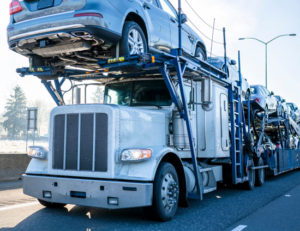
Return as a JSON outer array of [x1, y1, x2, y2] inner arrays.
[[23, 174, 153, 209]]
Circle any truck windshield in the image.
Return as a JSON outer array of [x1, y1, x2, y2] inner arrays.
[[104, 80, 172, 107]]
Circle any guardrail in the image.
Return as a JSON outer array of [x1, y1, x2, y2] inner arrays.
[[0, 154, 30, 182]]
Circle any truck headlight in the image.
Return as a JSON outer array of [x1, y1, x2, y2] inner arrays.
[[121, 149, 152, 162], [28, 146, 48, 160]]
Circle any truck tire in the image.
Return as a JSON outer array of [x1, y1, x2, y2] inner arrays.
[[38, 199, 66, 208], [255, 157, 265, 186], [120, 21, 148, 56], [245, 159, 255, 190], [150, 162, 179, 221]]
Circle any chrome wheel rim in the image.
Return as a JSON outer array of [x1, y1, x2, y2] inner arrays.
[[128, 28, 144, 55], [161, 173, 178, 212]]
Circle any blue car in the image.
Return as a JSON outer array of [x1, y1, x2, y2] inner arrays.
[[250, 85, 277, 113], [208, 56, 250, 100], [7, 0, 207, 78]]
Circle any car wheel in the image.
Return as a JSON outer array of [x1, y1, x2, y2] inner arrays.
[[120, 21, 147, 56], [149, 162, 179, 221], [38, 199, 66, 208], [195, 46, 207, 61]]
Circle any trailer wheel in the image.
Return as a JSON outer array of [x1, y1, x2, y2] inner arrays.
[[245, 159, 255, 190], [255, 157, 265, 186], [150, 162, 179, 221], [38, 199, 66, 208]]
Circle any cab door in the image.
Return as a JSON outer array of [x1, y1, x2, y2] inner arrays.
[[142, 0, 172, 52]]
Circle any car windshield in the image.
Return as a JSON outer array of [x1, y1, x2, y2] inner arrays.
[[104, 80, 172, 107]]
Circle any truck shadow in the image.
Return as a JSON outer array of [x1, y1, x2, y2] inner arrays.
[[0, 205, 170, 231], [1, 171, 299, 231]]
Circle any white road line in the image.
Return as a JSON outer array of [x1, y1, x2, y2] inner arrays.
[[0, 202, 39, 212], [231, 225, 247, 231]]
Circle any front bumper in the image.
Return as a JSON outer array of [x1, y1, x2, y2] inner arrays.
[[23, 174, 153, 209]]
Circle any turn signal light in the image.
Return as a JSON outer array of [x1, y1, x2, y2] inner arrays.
[[10, 0, 22, 15], [121, 149, 152, 162], [254, 98, 261, 103]]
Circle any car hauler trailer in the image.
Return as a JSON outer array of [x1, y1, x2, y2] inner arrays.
[[14, 0, 300, 220], [17, 48, 300, 220]]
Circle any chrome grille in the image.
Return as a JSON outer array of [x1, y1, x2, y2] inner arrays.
[[52, 113, 108, 172]]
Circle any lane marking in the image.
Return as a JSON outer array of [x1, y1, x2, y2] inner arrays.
[[284, 194, 292, 197], [231, 225, 247, 231], [0, 202, 39, 212]]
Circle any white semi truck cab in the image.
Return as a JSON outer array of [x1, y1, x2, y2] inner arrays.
[[24, 77, 228, 220]]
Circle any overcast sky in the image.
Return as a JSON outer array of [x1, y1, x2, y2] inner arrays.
[[0, 0, 299, 114]]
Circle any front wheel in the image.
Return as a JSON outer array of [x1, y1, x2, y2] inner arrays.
[[195, 46, 207, 61], [120, 21, 147, 56], [150, 162, 179, 221]]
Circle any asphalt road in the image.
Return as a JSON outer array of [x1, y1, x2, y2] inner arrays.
[[0, 170, 299, 231]]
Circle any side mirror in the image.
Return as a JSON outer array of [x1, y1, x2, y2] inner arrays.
[[180, 13, 187, 24], [282, 99, 286, 103], [270, 91, 274, 96], [295, 107, 298, 111], [230, 60, 237, 65]]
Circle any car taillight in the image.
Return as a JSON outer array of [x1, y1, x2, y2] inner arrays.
[[10, 0, 22, 15], [254, 98, 260, 103]]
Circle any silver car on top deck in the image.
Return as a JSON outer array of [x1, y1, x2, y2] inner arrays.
[[7, 0, 207, 78]]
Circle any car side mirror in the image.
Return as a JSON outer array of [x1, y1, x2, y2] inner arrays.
[[180, 13, 187, 24], [282, 99, 286, 103], [295, 107, 298, 110], [270, 91, 274, 96], [230, 60, 237, 65]]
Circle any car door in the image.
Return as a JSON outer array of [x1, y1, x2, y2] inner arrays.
[[142, 0, 172, 52], [158, 0, 192, 53]]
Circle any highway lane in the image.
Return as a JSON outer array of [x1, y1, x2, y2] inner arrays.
[[0, 170, 299, 231]]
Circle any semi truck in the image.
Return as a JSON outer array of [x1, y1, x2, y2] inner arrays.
[[18, 50, 300, 221]]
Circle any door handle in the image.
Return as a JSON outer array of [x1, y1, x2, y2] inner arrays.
[[143, 2, 151, 9]]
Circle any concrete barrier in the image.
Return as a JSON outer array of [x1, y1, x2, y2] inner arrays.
[[0, 154, 30, 182]]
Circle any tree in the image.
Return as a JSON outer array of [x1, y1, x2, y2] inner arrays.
[[91, 86, 104, 103], [2, 85, 27, 139]]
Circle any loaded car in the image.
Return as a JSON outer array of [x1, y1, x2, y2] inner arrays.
[[250, 85, 277, 113], [274, 95, 288, 117], [207, 56, 250, 100], [287, 102, 300, 122], [7, 0, 207, 78]]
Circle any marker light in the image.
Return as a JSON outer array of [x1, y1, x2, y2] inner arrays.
[[28, 146, 48, 160], [121, 149, 152, 162], [74, 13, 103, 18]]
